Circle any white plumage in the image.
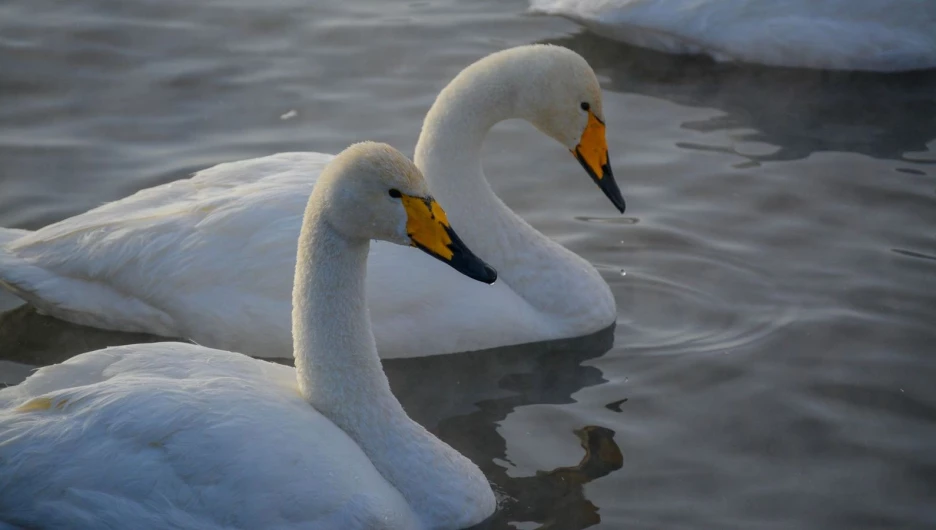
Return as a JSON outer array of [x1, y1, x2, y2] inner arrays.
[[0, 142, 497, 529], [0, 45, 619, 359], [0, 344, 419, 529], [529, 0, 936, 72]]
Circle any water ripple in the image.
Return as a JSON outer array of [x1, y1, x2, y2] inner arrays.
[[601, 250, 793, 356]]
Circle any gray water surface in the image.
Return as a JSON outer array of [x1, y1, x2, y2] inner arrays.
[[1, 0, 935, 528]]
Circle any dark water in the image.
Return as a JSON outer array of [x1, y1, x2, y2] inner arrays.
[[2, 0, 936, 528]]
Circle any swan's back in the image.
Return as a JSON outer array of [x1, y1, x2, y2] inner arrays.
[[0, 148, 550, 358], [0, 343, 418, 529], [530, 0, 936, 71], [0, 153, 330, 351]]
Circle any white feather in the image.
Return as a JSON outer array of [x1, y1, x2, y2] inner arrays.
[[529, 0, 936, 71]]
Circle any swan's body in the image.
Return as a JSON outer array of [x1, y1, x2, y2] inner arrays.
[[530, 0, 936, 72], [0, 45, 622, 359], [0, 153, 527, 358], [0, 143, 497, 529], [0, 344, 425, 529]]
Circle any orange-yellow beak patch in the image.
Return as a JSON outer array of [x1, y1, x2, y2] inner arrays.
[[573, 111, 609, 180], [401, 195, 454, 260]]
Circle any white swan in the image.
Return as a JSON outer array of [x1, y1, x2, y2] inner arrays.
[[0, 45, 623, 359], [529, 0, 936, 72], [0, 142, 498, 530]]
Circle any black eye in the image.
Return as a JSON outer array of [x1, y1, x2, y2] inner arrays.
[[388, 188, 402, 198], [580, 101, 590, 111]]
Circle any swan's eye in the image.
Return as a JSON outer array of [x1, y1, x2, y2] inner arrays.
[[580, 102, 590, 111], [388, 188, 402, 199]]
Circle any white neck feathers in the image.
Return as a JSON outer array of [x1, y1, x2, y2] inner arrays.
[[291, 200, 493, 527], [413, 46, 615, 328]]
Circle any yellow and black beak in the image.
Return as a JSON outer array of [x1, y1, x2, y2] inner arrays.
[[401, 194, 497, 285], [572, 111, 626, 213]]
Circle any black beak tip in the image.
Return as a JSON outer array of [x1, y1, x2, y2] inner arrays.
[[430, 228, 499, 285], [599, 165, 626, 214], [575, 152, 627, 214], [480, 263, 498, 285], [455, 254, 498, 285]]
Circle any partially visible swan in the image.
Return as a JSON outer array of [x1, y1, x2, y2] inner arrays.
[[529, 0, 936, 72], [0, 143, 498, 530], [0, 45, 624, 359]]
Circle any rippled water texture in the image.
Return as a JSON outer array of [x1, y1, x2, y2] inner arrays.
[[1, 0, 935, 528]]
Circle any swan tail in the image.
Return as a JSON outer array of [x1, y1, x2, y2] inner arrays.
[[0, 228, 34, 305], [0, 231, 178, 335], [0, 228, 30, 248]]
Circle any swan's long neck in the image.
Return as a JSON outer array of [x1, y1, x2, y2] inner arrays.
[[414, 80, 510, 233], [292, 215, 389, 407], [292, 211, 492, 526], [414, 69, 615, 327]]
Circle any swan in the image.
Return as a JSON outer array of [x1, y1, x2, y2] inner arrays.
[[0, 142, 498, 530], [529, 0, 936, 72], [0, 44, 624, 359]]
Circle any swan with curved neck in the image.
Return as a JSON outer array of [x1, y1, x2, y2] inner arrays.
[[0, 44, 623, 358], [416, 45, 620, 330], [0, 143, 497, 529]]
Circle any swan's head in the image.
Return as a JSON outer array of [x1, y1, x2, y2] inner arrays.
[[315, 142, 497, 284], [497, 45, 626, 213]]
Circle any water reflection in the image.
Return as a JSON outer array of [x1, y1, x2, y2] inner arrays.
[[479, 425, 623, 529], [540, 31, 936, 162], [0, 304, 165, 366], [384, 326, 622, 528]]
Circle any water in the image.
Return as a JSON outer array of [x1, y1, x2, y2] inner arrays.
[[1, 0, 935, 528]]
